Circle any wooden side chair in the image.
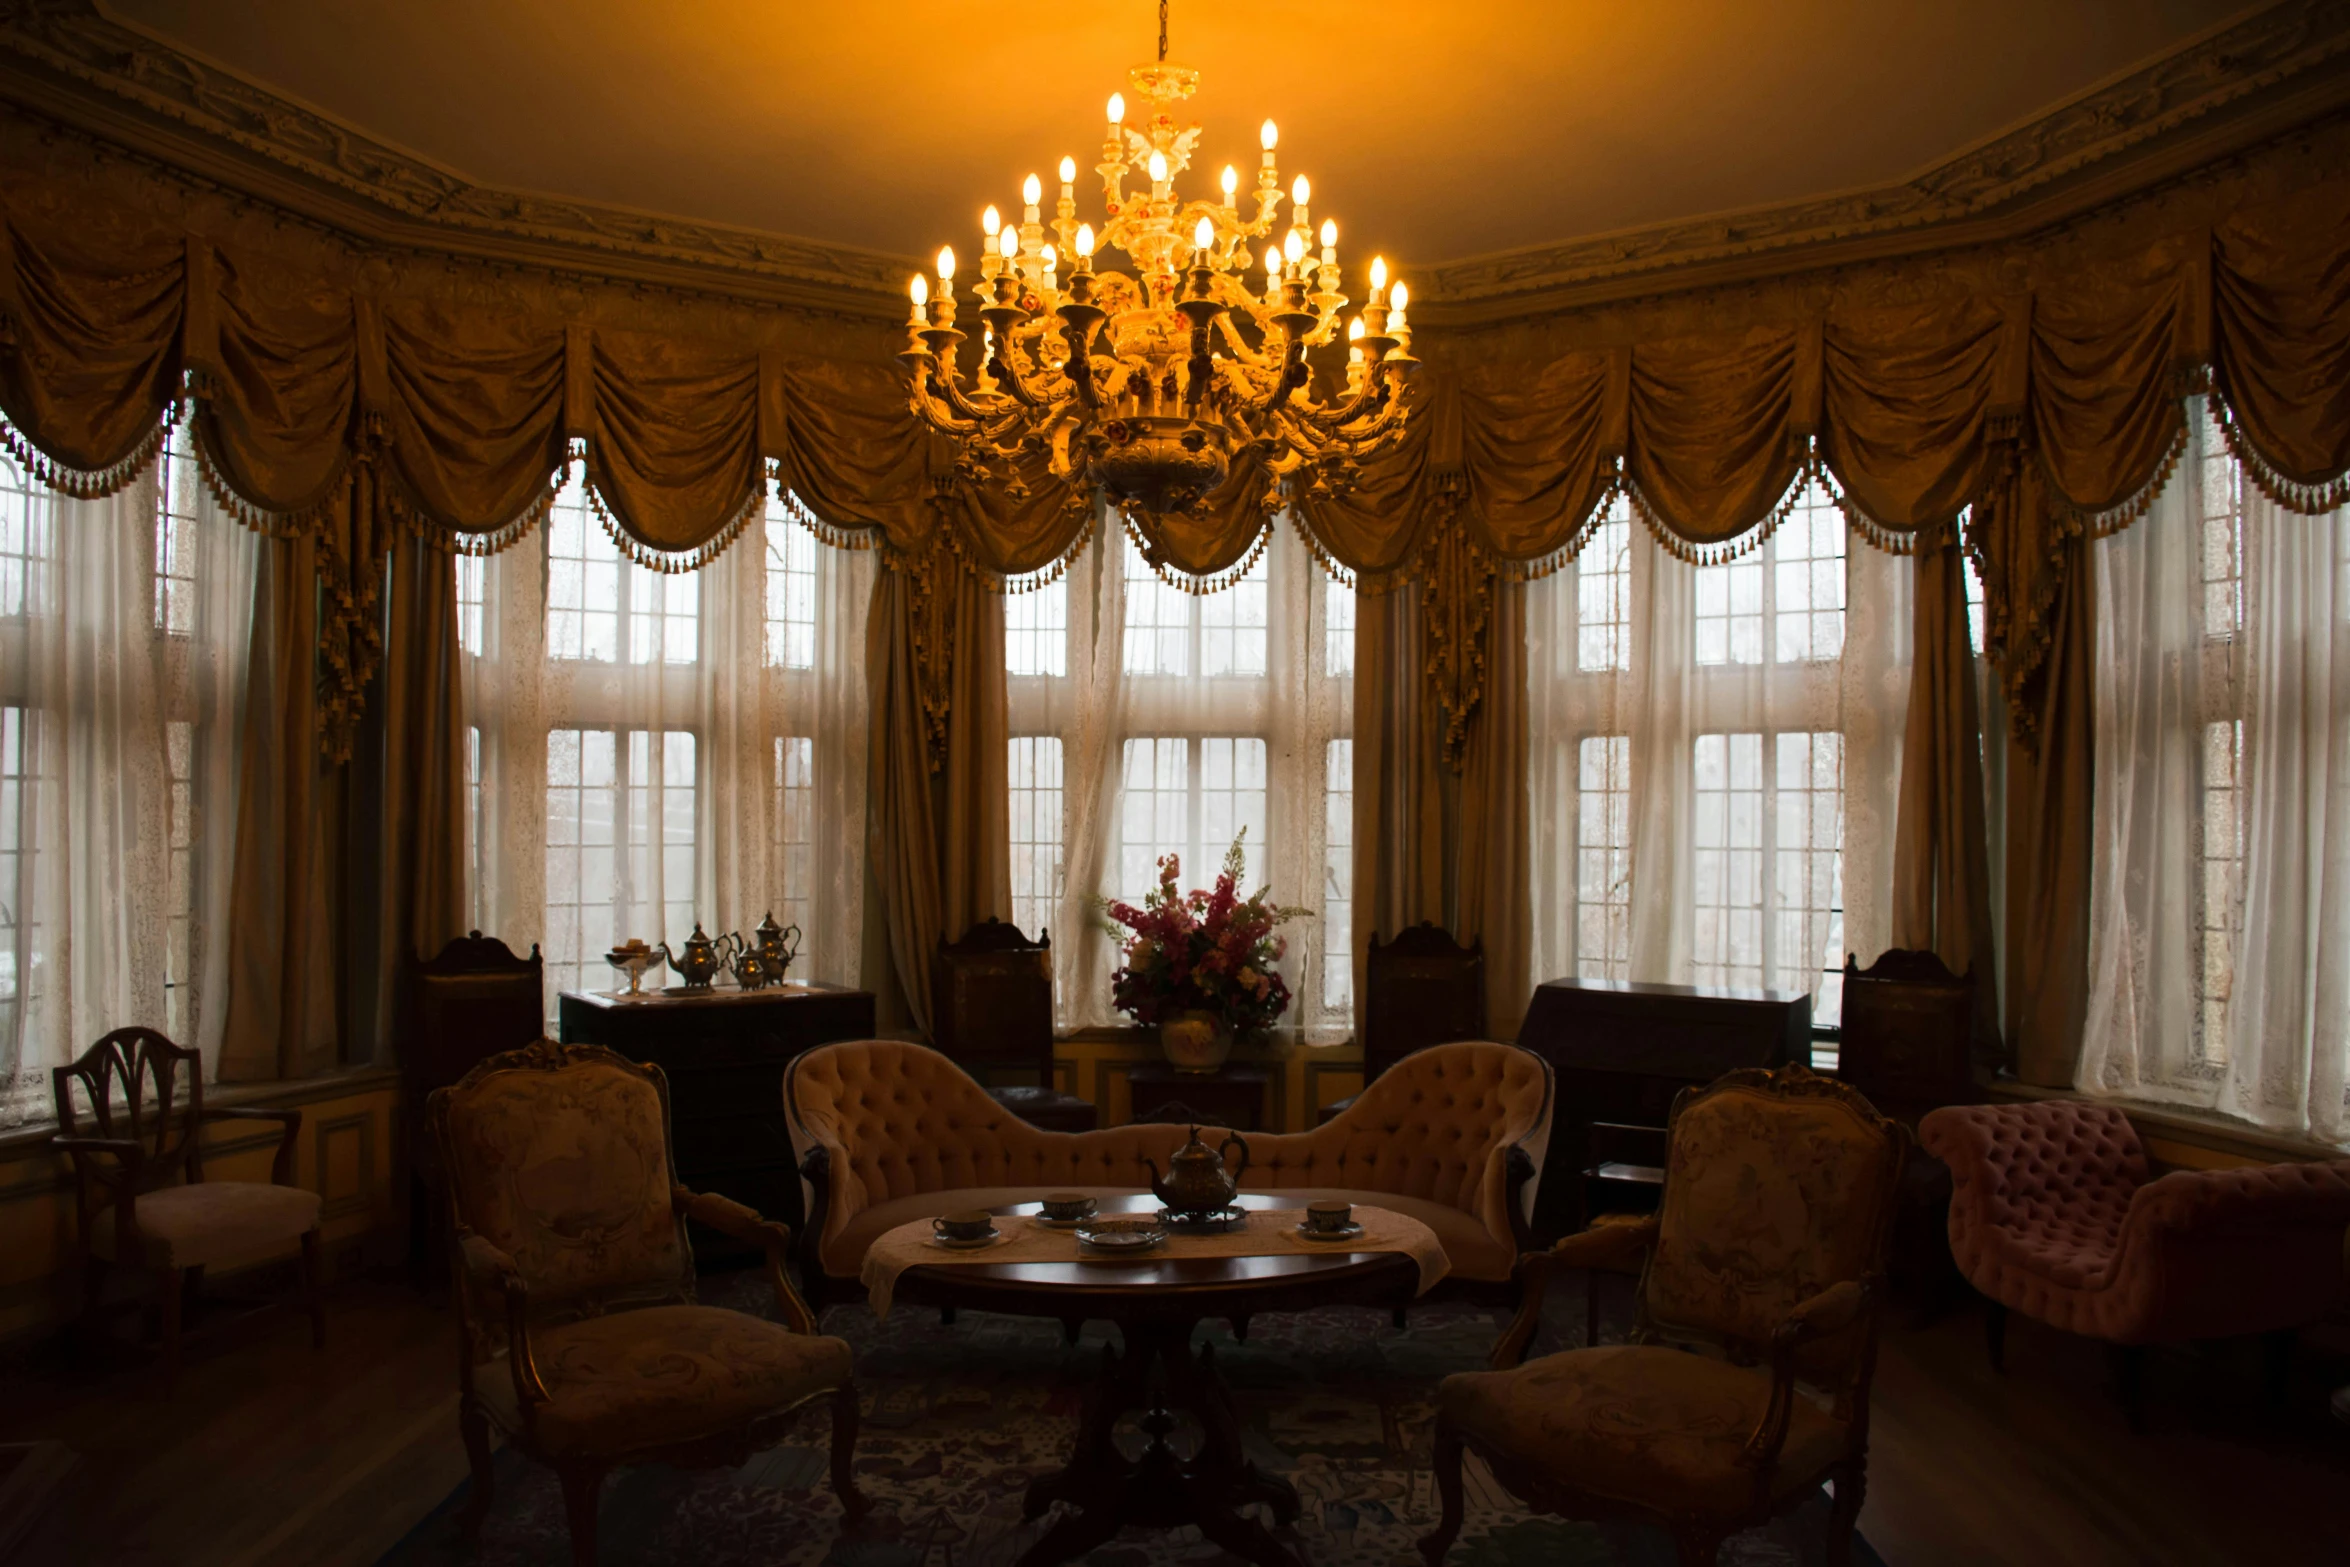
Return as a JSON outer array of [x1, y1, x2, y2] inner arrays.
[[431, 1040, 868, 1565], [51, 1028, 325, 1390], [1320, 922, 1485, 1123], [931, 917, 1096, 1132], [1420, 1064, 1909, 1567], [400, 930, 545, 1283]]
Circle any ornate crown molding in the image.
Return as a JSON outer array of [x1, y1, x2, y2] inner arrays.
[[1, 2, 2346, 333], [0, 0, 919, 320], [1422, 0, 2350, 325]]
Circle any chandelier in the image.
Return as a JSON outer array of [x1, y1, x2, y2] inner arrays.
[[902, 1, 1416, 539]]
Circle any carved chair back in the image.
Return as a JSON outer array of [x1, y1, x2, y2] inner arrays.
[[428, 1041, 695, 1361], [1836, 947, 1977, 1121], [931, 917, 1054, 1077], [1635, 1065, 1908, 1405], [402, 931, 545, 1104], [1363, 923, 1485, 1080], [52, 1028, 208, 1224]]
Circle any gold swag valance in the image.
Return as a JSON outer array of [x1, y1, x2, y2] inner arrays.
[[0, 162, 2347, 753]]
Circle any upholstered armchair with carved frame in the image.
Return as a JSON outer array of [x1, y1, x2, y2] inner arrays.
[[51, 1027, 325, 1391], [1419, 1065, 1909, 1567], [430, 1041, 868, 1567]]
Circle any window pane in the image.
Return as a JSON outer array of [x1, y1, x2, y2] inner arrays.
[[1122, 540, 1191, 676], [546, 475, 698, 665], [1772, 731, 1845, 1024], [0, 707, 32, 1046], [155, 430, 200, 635], [1322, 739, 1353, 1012], [1692, 732, 1766, 988], [2198, 717, 2244, 1067], [1576, 502, 1631, 673], [456, 553, 486, 658], [1007, 578, 1069, 678], [1575, 734, 1631, 980], [543, 727, 695, 1019], [0, 454, 51, 620], [1772, 488, 1847, 663], [764, 496, 817, 669], [1200, 551, 1269, 677], [1009, 735, 1065, 938], [1116, 736, 1267, 903], [774, 735, 814, 938], [1324, 575, 1356, 679]]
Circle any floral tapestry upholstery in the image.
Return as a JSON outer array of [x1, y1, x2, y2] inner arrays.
[[471, 1304, 854, 1457], [1921, 1101, 2350, 1342], [435, 1048, 688, 1320], [783, 1040, 1546, 1281], [1643, 1080, 1901, 1378], [1437, 1345, 1848, 1514]]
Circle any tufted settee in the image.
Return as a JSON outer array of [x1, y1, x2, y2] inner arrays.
[[1920, 1100, 2350, 1358], [783, 1039, 1553, 1303]]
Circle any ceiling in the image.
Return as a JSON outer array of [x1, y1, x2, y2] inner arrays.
[[107, 0, 2253, 276]]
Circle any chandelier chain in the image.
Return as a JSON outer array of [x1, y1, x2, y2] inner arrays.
[[1158, 0, 1168, 62]]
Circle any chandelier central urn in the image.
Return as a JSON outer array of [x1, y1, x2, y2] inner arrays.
[[902, 4, 1416, 537]]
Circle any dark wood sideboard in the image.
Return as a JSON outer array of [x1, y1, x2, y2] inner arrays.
[[557, 982, 875, 1263], [1516, 977, 1811, 1238]]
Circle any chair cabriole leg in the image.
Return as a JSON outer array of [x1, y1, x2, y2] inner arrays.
[[831, 1380, 871, 1519], [1827, 1458, 1866, 1567], [456, 1400, 495, 1540], [1416, 1418, 1466, 1566], [558, 1461, 604, 1567]]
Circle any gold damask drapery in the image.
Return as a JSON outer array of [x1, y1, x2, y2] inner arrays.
[[3, 175, 2348, 744]]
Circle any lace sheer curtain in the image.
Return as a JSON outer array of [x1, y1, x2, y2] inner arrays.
[[0, 431, 254, 1121], [1527, 485, 1911, 1026], [1005, 521, 1355, 1038], [2081, 402, 2349, 1144], [461, 465, 873, 1022]]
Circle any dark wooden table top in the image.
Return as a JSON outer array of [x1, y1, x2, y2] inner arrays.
[[560, 979, 866, 1012], [887, 1193, 1419, 1324]]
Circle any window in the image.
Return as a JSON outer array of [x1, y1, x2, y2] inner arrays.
[[0, 453, 50, 620], [1691, 731, 1844, 1016], [1324, 576, 1356, 678], [774, 735, 814, 937], [457, 553, 486, 658], [1124, 540, 1268, 677], [155, 434, 201, 635], [0, 706, 29, 1049], [1008, 736, 1065, 939], [1577, 504, 1632, 673], [2192, 417, 2247, 1070], [765, 498, 817, 669], [546, 479, 699, 664], [1321, 739, 1353, 1011], [1574, 734, 1632, 980], [1117, 736, 1268, 902], [162, 720, 196, 1041], [1007, 578, 1069, 678], [1695, 484, 1845, 666], [542, 728, 696, 1008]]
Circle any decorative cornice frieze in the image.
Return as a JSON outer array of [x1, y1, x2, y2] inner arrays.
[[0, 0, 919, 318], [1423, 0, 2350, 323]]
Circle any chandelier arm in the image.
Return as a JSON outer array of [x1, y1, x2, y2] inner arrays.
[[1300, 375, 1387, 434], [908, 375, 980, 438], [930, 353, 1018, 426], [1247, 336, 1309, 417], [985, 336, 1056, 411]]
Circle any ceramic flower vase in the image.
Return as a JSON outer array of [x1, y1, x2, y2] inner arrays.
[[1158, 1009, 1234, 1073]]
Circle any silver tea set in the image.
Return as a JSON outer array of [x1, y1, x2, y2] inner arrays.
[[604, 910, 802, 993]]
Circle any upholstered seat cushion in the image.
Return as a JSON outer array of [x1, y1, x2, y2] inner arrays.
[[1438, 1345, 1848, 1514], [826, 1185, 1519, 1282], [475, 1305, 854, 1456], [93, 1181, 322, 1267]]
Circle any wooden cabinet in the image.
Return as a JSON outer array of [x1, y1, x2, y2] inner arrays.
[[557, 982, 875, 1263]]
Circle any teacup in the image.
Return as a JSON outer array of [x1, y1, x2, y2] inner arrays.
[[933, 1209, 996, 1242], [1304, 1200, 1355, 1235], [1040, 1191, 1098, 1222]]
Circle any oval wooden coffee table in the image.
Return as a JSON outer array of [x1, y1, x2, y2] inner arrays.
[[887, 1192, 1420, 1567]]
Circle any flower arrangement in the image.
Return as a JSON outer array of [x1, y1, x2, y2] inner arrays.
[[1095, 832, 1309, 1036]]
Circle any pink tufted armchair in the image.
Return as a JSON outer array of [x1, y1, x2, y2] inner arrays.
[[783, 1039, 1553, 1306], [1920, 1100, 2350, 1418]]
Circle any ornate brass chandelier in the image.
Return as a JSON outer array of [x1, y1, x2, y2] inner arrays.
[[902, 1, 1416, 536]]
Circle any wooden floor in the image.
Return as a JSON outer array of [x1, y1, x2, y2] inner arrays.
[[3, 1275, 2346, 1566]]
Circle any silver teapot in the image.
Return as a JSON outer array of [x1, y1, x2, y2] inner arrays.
[[1143, 1125, 1250, 1218], [723, 937, 771, 992], [655, 923, 725, 989], [751, 910, 802, 981]]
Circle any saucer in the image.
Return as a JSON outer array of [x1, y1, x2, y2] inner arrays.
[[1295, 1221, 1366, 1242], [1157, 1206, 1245, 1234], [926, 1229, 1003, 1250], [1074, 1219, 1166, 1253], [1031, 1211, 1098, 1231]]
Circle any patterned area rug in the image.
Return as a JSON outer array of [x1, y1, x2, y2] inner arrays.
[[382, 1277, 1881, 1567]]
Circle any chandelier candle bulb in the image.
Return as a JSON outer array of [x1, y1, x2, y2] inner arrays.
[[909, 273, 928, 323], [907, 4, 1415, 526]]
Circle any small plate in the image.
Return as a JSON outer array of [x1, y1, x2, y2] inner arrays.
[[1075, 1219, 1166, 1253], [1158, 1206, 1246, 1234], [926, 1229, 1004, 1251], [1031, 1212, 1097, 1231], [1296, 1221, 1366, 1243]]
